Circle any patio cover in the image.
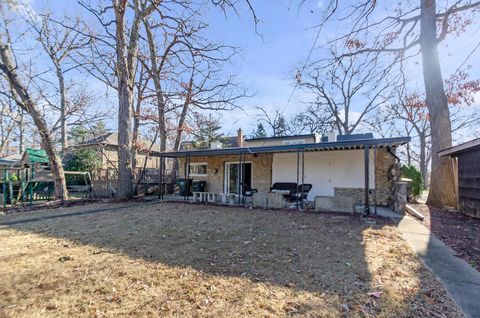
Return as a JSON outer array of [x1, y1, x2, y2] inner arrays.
[[154, 136, 410, 215], [152, 136, 410, 158]]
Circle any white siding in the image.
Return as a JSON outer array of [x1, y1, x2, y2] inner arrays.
[[272, 150, 375, 200]]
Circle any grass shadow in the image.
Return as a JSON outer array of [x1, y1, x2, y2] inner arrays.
[[0, 201, 462, 316]]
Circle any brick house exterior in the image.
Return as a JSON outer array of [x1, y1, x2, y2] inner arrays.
[[175, 134, 402, 206]]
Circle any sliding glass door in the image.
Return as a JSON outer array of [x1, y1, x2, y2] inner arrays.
[[224, 162, 252, 194]]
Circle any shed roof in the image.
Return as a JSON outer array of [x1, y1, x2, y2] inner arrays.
[[74, 132, 161, 152], [0, 158, 19, 166], [438, 138, 480, 157], [22, 148, 49, 164], [153, 136, 410, 158]]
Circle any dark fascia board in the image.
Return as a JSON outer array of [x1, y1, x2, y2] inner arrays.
[[245, 134, 316, 142], [153, 136, 411, 158], [438, 138, 480, 157]]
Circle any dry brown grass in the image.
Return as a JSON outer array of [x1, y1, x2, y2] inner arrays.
[[0, 201, 463, 317]]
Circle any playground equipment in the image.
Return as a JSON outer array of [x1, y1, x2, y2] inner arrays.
[[1, 148, 93, 209]]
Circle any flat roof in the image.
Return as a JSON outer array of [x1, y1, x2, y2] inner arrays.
[[153, 136, 410, 158], [439, 138, 480, 157], [245, 134, 316, 142]]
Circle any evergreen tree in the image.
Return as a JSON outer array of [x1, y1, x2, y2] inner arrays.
[[275, 115, 288, 137], [69, 121, 108, 145], [191, 115, 227, 149], [251, 123, 267, 138]]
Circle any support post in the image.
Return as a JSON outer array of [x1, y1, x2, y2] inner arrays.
[[2, 169, 6, 209], [183, 155, 188, 201], [241, 153, 246, 204], [158, 155, 164, 199], [30, 165, 35, 206], [238, 152, 243, 204], [296, 149, 300, 208], [301, 148, 305, 209], [186, 155, 190, 200], [364, 145, 370, 216], [374, 146, 377, 215]]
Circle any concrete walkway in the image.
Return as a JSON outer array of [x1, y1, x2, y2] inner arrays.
[[376, 207, 480, 318]]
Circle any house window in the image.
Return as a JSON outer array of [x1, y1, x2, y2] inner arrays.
[[189, 163, 208, 176]]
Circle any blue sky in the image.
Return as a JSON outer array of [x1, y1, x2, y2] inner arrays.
[[203, 1, 480, 139], [196, 1, 325, 136], [27, 0, 480, 140], [28, 0, 323, 137]]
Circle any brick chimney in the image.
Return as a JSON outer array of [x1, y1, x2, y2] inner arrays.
[[237, 128, 244, 147]]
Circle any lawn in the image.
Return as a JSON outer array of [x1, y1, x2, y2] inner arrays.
[[0, 201, 462, 317]]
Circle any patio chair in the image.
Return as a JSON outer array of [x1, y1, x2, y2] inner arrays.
[[241, 183, 258, 203], [270, 182, 297, 192], [287, 184, 313, 203]]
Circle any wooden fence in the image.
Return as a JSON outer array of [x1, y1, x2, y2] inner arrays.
[[91, 168, 176, 198]]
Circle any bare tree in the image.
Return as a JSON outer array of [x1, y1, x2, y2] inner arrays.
[[390, 70, 480, 189], [0, 19, 68, 199], [288, 106, 334, 135], [79, 0, 161, 198], [311, 0, 480, 206], [76, 0, 256, 198], [257, 107, 288, 137], [27, 14, 91, 152], [141, 11, 245, 151], [301, 48, 393, 135], [0, 84, 19, 156]]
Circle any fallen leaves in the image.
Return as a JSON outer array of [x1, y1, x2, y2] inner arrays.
[[58, 255, 74, 262], [368, 291, 383, 298]]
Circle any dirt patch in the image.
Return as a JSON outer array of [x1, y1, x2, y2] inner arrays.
[[0, 201, 463, 317], [410, 203, 480, 270]]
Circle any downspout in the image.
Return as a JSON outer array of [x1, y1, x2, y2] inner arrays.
[[363, 145, 370, 217], [387, 146, 400, 163]]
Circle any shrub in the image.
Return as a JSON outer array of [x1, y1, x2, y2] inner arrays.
[[401, 165, 423, 198], [65, 148, 102, 173]]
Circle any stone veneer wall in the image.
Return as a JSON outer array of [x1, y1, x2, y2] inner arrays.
[[334, 148, 397, 206], [178, 154, 273, 194]]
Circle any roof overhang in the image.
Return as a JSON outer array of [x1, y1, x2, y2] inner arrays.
[[439, 138, 480, 157], [153, 136, 410, 158], [0, 158, 20, 166]]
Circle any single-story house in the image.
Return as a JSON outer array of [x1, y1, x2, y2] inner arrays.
[[70, 132, 161, 169], [154, 129, 410, 214], [439, 138, 480, 218]]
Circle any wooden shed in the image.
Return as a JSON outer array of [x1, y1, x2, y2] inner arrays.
[[439, 138, 480, 218]]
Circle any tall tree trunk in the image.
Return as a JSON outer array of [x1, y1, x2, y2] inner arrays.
[[173, 75, 194, 151], [420, 0, 456, 206], [18, 109, 24, 154], [0, 40, 68, 200], [174, 103, 189, 151], [114, 0, 133, 199], [406, 142, 412, 166], [131, 85, 142, 185], [144, 23, 169, 152], [54, 63, 68, 152], [418, 132, 428, 190]]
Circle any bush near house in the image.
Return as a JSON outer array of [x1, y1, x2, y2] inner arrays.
[[64, 148, 102, 173], [401, 165, 423, 198]]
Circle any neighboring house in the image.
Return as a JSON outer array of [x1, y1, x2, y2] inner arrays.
[[180, 136, 239, 150], [0, 154, 22, 169], [159, 129, 410, 211], [71, 132, 160, 169], [439, 138, 480, 218]]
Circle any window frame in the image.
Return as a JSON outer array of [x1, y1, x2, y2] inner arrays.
[[189, 162, 208, 177]]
